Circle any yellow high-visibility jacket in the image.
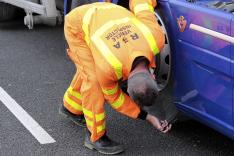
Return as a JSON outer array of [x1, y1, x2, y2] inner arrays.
[[64, 0, 165, 142]]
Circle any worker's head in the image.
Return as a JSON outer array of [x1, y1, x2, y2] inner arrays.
[[127, 57, 160, 107]]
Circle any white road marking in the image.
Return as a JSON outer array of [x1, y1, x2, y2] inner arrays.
[[0, 87, 56, 144]]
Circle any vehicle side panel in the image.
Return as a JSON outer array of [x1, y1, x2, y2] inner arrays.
[[167, 0, 234, 139]]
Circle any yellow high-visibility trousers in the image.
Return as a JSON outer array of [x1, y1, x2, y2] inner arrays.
[[64, 9, 106, 142]]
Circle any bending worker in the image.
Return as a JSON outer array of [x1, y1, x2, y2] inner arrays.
[[61, 0, 172, 155]]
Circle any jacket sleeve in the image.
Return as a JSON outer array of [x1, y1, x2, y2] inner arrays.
[[129, 0, 165, 52], [129, 0, 157, 11], [97, 72, 140, 119], [103, 82, 141, 119]]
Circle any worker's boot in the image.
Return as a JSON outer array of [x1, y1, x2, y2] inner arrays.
[[59, 105, 86, 127], [84, 131, 124, 155]]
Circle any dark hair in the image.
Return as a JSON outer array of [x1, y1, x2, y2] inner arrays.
[[127, 72, 159, 107]]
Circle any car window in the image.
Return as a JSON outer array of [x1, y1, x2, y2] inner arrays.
[[187, 0, 234, 14]]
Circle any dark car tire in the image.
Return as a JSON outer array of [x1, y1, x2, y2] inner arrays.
[[143, 9, 180, 123], [154, 9, 191, 123], [154, 9, 172, 92], [0, 2, 17, 22]]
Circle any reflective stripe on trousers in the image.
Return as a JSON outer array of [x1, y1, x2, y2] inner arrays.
[[63, 86, 83, 114], [80, 4, 159, 139], [64, 87, 105, 131]]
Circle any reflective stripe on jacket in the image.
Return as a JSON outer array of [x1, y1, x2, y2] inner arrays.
[[64, 0, 164, 142], [79, 1, 164, 118]]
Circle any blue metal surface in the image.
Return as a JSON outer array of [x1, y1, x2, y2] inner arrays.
[[163, 0, 234, 139], [231, 18, 234, 126], [111, 0, 119, 3], [99, 0, 118, 3], [64, 0, 67, 15]]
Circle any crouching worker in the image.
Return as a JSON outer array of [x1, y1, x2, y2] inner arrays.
[[60, 0, 172, 154]]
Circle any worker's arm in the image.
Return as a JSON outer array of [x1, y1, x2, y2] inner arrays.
[[100, 79, 172, 132], [96, 69, 171, 131], [129, 0, 157, 11], [102, 82, 141, 119], [96, 72, 143, 119], [129, 0, 165, 51]]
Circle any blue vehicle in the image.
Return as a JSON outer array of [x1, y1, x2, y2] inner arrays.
[[154, 0, 234, 140], [65, 0, 234, 140]]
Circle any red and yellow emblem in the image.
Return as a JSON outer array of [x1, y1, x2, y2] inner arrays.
[[177, 16, 187, 32]]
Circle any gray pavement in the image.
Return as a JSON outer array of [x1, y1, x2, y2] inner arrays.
[[1, 19, 234, 156]]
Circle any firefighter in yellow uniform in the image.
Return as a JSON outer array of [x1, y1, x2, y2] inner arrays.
[[60, 0, 171, 154]]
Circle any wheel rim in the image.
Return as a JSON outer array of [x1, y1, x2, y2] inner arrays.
[[154, 11, 171, 91]]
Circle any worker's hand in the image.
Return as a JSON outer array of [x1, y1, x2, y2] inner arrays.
[[146, 114, 172, 133]]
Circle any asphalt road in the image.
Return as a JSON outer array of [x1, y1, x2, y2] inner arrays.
[[1, 19, 234, 156]]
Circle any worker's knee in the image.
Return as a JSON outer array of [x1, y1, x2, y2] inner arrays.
[[81, 78, 101, 95], [82, 74, 100, 87], [89, 75, 99, 84]]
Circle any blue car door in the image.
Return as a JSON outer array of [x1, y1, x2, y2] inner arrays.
[[170, 0, 233, 136], [232, 17, 234, 126]]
